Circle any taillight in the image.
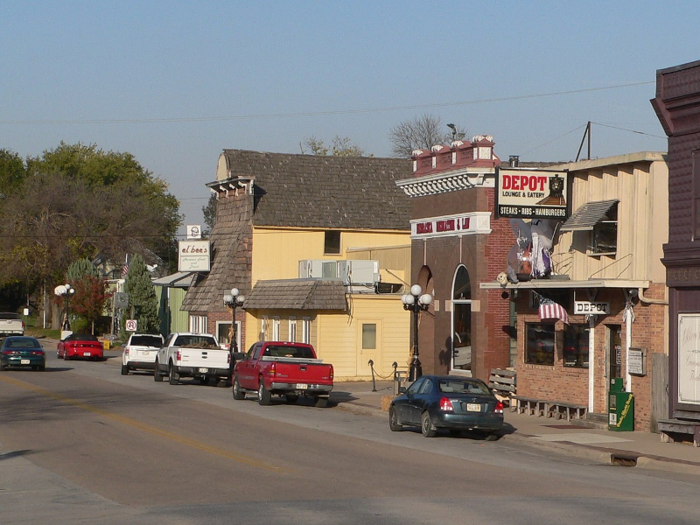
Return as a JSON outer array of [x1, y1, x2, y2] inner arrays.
[[329, 365, 334, 381], [2, 350, 12, 355], [439, 397, 454, 412], [227, 353, 231, 364], [125, 348, 130, 356], [176, 350, 181, 361], [269, 363, 276, 377], [494, 401, 504, 414], [31, 351, 44, 355]]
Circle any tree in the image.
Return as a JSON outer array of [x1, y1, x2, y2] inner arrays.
[[300, 136, 368, 157], [122, 254, 159, 336], [0, 148, 27, 197], [71, 275, 113, 335], [66, 258, 100, 283], [388, 114, 467, 158], [202, 193, 217, 238]]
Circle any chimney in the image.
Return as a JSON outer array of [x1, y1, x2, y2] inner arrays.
[[509, 155, 520, 167]]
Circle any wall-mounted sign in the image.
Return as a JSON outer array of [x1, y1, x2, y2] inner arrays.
[[574, 301, 610, 315], [411, 212, 491, 239], [678, 314, 700, 405], [628, 347, 646, 376], [495, 168, 570, 219], [178, 240, 211, 272]]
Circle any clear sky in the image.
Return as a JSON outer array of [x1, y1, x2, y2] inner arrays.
[[2, 1, 698, 233]]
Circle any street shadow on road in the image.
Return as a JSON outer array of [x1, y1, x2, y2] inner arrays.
[[0, 449, 33, 461]]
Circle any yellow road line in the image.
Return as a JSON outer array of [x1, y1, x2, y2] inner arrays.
[[0, 374, 288, 474]]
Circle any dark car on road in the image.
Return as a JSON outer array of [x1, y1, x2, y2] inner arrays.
[[0, 336, 46, 371], [389, 375, 503, 439]]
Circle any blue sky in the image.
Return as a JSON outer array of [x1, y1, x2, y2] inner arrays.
[[1, 1, 698, 232]]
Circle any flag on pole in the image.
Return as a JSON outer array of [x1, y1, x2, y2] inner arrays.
[[121, 264, 129, 277], [538, 296, 569, 325]]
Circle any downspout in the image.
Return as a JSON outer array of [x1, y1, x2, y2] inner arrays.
[[638, 287, 668, 305], [588, 315, 595, 411]]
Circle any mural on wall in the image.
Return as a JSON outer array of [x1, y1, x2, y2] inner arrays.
[[506, 218, 560, 283]]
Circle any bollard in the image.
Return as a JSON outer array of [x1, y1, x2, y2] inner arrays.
[[368, 359, 377, 392]]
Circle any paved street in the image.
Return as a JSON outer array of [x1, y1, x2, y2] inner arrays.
[[2, 345, 700, 524]]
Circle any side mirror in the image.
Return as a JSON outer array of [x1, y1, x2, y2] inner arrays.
[[398, 386, 407, 394], [232, 352, 246, 362]]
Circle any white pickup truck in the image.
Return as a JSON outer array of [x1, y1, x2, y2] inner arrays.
[[154, 332, 231, 386], [0, 312, 24, 337]]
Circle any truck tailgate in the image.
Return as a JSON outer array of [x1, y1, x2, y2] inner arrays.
[[274, 362, 333, 384], [179, 348, 229, 369]]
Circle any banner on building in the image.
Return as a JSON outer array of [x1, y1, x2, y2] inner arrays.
[[495, 168, 571, 220], [178, 240, 211, 272]]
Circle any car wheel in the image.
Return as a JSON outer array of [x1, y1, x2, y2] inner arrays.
[[285, 394, 299, 405], [257, 381, 271, 405], [421, 411, 436, 438], [314, 396, 328, 408], [154, 360, 164, 382], [168, 363, 179, 385], [484, 432, 500, 442], [0, 362, 5, 371], [121, 364, 129, 376], [39, 365, 45, 371], [233, 376, 245, 400], [57, 350, 62, 359], [389, 406, 403, 432]]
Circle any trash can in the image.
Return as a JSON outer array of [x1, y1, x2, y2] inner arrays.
[[608, 378, 634, 431]]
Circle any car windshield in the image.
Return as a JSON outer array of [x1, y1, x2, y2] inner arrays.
[[0, 312, 21, 320], [67, 334, 99, 342], [3, 337, 40, 349], [263, 345, 314, 359], [130, 335, 163, 347], [438, 379, 490, 395]]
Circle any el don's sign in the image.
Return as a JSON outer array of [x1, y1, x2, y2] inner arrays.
[[496, 168, 570, 219], [178, 240, 211, 272]]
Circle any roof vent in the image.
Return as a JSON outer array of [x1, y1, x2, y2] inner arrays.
[[509, 155, 520, 167]]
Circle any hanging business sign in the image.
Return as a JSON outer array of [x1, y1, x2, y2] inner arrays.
[[178, 240, 211, 272], [495, 168, 570, 219], [410, 212, 492, 239]]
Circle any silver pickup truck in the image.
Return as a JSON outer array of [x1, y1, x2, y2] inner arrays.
[[154, 332, 231, 386], [0, 313, 24, 336]]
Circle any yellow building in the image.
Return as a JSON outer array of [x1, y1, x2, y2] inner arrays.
[[182, 150, 414, 380]]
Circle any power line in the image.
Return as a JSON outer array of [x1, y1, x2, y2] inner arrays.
[[590, 121, 667, 139], [1, 81, 655, 125]]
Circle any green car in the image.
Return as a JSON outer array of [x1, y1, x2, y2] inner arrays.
[[0, 336, 46, 371]]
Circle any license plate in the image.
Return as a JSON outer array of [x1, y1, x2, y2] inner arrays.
[[84, 352, 91, 356], [21, 359, 30, 365], [199, 368, 209, 373], [296, 383, 308, 390], [466, 403, 481, 412]]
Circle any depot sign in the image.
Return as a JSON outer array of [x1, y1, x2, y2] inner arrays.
[[496, 168, 570, 219], [574, 301, 610, 315], [178, 240, 211, 272]]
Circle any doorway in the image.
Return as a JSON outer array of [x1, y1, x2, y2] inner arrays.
[[607, 324, 622, 380], [452, 265, 472, 371]]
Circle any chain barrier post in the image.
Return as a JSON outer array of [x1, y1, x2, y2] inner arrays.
[[368, 359, 377, 392]]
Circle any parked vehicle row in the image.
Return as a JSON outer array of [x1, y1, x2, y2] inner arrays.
[[0, 312, 25, 337], [154, 332, 231, 386]]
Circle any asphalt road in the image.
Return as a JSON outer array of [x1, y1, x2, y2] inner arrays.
[[2, 346, 700, 524]]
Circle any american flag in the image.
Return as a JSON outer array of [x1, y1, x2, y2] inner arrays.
[[122, 264, 129, 277], [538, 297, 569, 325]]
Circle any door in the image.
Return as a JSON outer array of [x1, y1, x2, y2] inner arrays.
[[452, 265, 472, 371], [607, 325, 622, 380]]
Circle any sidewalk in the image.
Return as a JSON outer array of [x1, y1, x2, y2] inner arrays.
[[332, 380, 700, 476]]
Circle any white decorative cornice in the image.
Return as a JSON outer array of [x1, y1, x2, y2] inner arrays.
[[395, 168, 496, 197]]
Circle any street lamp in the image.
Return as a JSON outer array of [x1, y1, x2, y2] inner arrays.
[[223, 288, 245, 353], [401, 284, 433, 381], [54, 283, 76, 331]]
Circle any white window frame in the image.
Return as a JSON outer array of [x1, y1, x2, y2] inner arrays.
[[216, 320, 241, 350], [260, 316, 268, 341], [272, 317, 281, 341], [301, 317, 311, 344], [188, 315, 207, 334], [289, 317, 297, 342]]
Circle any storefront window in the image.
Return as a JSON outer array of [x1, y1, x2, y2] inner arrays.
[[564, 324, 589, 368], [525, 323, 555, 366]]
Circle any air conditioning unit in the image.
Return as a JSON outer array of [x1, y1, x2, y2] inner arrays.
[[298, 260, 339, 279], [337, 260, 380, 285]]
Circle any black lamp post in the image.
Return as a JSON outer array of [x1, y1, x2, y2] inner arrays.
[[401, 284, 433, 381], [223, 288, 245, 353]]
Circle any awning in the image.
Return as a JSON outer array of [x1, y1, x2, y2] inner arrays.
[[152, 272, 195, 288], [560, 199, 618, 232], [243, 279, 348, 311]]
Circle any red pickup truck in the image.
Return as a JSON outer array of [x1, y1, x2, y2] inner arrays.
[[233, 341, 334, 407]]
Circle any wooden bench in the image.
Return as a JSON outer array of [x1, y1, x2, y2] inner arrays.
[[512, 396, 587, 421], [512, 396, 547, 417], [658, 419, 700, 447], [545, 401, 587, 421]]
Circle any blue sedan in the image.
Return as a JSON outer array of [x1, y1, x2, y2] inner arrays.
[[0, 336, 46, 371], [389, 375, 503, 439]]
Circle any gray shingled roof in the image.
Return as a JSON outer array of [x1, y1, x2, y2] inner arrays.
[[244, 280, 347, 311], [221, 150, 412, 230], [560, 199, 619, 232]]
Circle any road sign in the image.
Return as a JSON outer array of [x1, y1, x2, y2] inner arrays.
[[126, 319, 138, 332], [114, 292, 129, 309]]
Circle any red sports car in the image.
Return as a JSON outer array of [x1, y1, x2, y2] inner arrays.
[[57, 333, 104, 361]]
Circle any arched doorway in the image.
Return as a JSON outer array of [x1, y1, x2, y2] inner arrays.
[[452, 265, 471, 373]]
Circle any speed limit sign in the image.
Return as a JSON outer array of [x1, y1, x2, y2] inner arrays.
[[126, 319, 138, 332]]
